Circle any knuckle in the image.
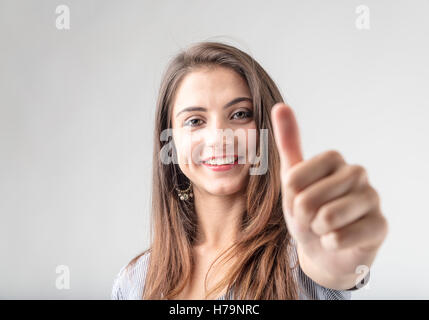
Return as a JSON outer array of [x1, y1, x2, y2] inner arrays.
[[312, 206, 337, 235], [379, 214, 389, 237], [348, 164, 367, 181], [294, 193, 313, 214], [320, 206, 337, 227], [284, 170, 300, 193], [324, 149, 345, 164], [328, 231, 343, 249], [365, 186, 380, 206]]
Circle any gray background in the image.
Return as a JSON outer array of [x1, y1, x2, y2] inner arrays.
[[1, 0, 428, 299]]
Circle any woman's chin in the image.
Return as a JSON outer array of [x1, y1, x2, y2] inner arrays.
[[190, 167, 250, 196], [199, 183, 245, 197]]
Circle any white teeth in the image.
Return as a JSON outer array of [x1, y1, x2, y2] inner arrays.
[[204, 157, 237, 165]]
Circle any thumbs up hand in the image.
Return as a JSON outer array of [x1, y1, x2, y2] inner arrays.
[[271, 102, 388, 290]]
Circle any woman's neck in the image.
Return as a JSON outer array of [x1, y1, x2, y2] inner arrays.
[[192, 186, 246, 251]]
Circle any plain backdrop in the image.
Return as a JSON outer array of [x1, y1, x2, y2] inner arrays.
[[1, 0, 428, 299]]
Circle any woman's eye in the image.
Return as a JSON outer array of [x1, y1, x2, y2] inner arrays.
[[183, 110, 252, 127], [184, 118, 203, 127], [231, 110, 253, 120]]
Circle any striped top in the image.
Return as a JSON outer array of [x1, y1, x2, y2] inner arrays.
[[111, 240, 368, 300]]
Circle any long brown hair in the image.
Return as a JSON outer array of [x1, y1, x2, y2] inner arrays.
[[126, 41, 299, 299]]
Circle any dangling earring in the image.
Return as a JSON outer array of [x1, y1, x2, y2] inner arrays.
[[175, 180, 193, 201]]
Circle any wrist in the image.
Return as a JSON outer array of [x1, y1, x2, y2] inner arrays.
[[297, 245, 367, 291]]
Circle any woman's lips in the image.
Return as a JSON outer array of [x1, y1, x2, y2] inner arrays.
[[201, 157, 241, 172]]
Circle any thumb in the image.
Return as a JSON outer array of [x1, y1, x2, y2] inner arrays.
[[271, 103, 313, 246], [271, 102, 304, 170]]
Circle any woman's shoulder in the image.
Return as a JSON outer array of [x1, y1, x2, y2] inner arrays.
[[111, 251, 151, 300]]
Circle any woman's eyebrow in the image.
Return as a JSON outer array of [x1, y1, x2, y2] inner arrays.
[[175, 97, 252, 118]]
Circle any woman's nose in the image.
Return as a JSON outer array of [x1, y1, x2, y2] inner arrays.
[[204, 120, 235, 151]]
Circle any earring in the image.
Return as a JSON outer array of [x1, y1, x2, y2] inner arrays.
[[175, 180, 193, 201]]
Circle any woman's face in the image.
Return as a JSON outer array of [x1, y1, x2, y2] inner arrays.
[[171, 66, 257, 196]]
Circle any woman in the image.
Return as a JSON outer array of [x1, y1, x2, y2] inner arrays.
[[111, 41, 388, 300]]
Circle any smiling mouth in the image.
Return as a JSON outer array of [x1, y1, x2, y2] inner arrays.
[[201, 156, 240, 166]]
